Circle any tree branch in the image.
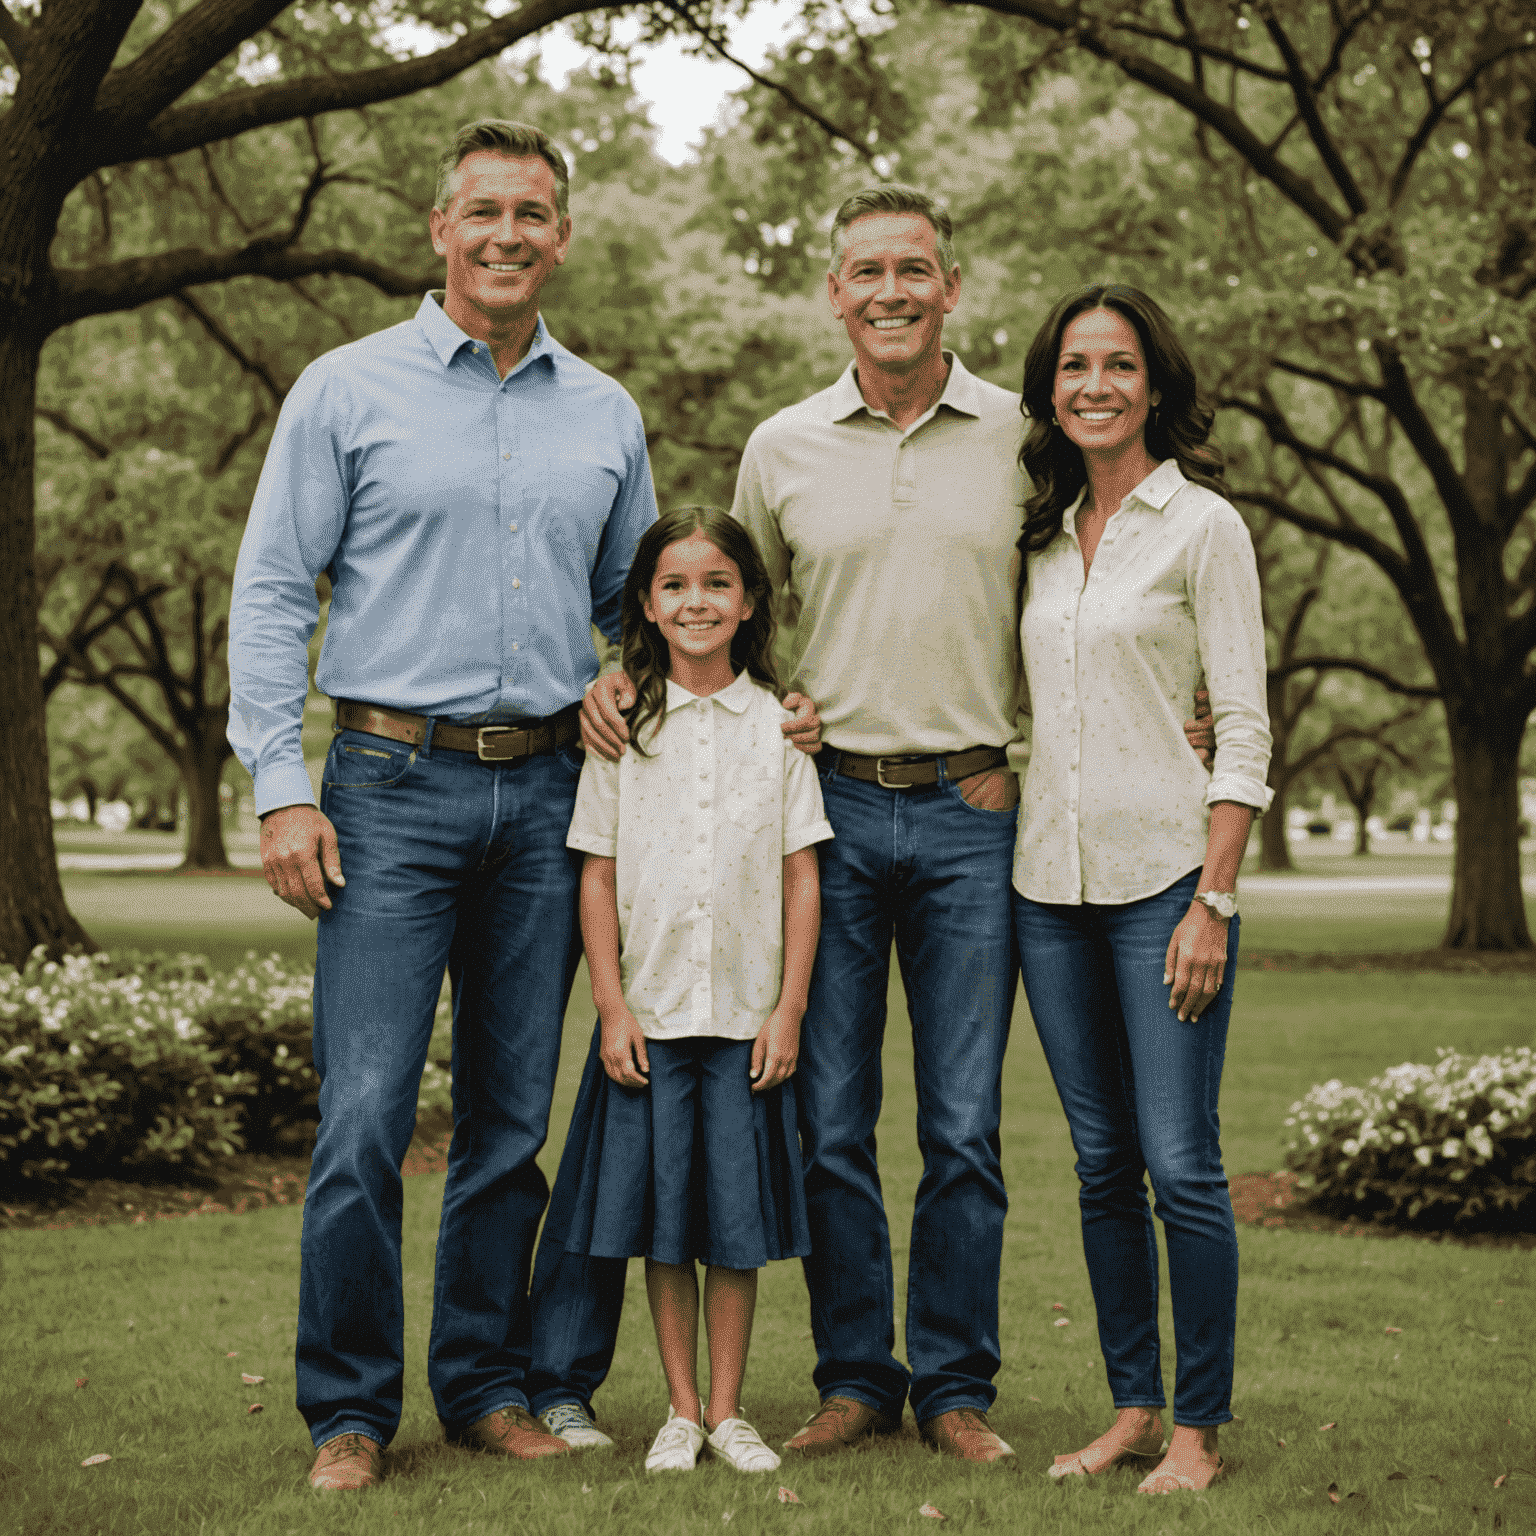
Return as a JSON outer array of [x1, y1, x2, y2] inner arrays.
[[94, 0, 294, 141], [661, 0, 883, 168], [56, 241, 436, 327], [174, 291, 286, 403], [1270, 655, 1441, 697], [1271, 356, 1382, 399], [1388, 40, 1536, 206], [35, 406, 112, 460], [1258, 4, 1367, 216], [96, 0, 607, 167], [951, 0, 1355, 247]]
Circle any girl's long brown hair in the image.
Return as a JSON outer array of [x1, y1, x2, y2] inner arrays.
[[620, 506, 781, 755]]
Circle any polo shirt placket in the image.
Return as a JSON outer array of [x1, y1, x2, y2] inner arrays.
[[689, 698, 716, 1026]]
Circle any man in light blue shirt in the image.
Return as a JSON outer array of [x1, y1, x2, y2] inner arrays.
[[227, 119, 657, 1490]]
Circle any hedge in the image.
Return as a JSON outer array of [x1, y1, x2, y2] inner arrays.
[[1282, 1047, 1536, 1231], [0, 949, 453, 1186]]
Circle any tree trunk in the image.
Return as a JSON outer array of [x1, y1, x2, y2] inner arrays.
[[0, 325, 95, 964], [1442, 702, 1531, 951], [179, 718, 233, 870], [1259, 776, 1295, 871]]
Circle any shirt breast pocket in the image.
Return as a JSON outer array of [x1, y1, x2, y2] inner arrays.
[[724, 763, 778, 836]]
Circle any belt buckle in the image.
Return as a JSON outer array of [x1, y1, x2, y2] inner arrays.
[[476, 726, 519, 762], [875, 756, 910, 790]]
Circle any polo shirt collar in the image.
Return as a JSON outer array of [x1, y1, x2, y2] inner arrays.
[[665, 670, 756, 714], [829, 350, 983, 424], [415, 291, 554, 372]]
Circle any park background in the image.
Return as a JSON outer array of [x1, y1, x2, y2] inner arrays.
[[2, 0, 1535, 1531]]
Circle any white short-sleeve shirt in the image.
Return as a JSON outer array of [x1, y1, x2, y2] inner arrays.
[[566, 670, 834, 1040], [1013, 460, 1273, 906]]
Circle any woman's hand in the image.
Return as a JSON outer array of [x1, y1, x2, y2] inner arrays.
[[581, 672, 635, 760], [1163, 902, 1229, 1022], [599, 1008, 650, 1087], [750, 1006, 802, 1092]]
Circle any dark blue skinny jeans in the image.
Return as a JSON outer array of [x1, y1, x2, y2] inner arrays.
[[296, 724, 584, 1449], [797, 755, 1018, 1425], [1012, 868, 1239, 1428]]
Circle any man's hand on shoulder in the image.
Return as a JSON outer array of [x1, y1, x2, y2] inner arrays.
[[781, 693, 822, 756], [581, 672, 634, 761], [260, 805, 344, 920]]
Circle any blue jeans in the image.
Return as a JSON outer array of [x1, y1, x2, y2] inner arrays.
[[799, 756, 1017, 1424], [296, 725, 584, 1448], [1012, 869, 1239, 1427]]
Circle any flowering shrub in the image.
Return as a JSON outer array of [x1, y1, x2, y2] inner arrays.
[[0, 948, 455, 1185], [1283, 1047, 1536, 1231]]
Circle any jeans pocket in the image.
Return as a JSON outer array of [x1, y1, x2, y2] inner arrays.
[[323, 731, 418, 789]]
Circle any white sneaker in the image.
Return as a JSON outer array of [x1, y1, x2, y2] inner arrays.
[[645, 1410, 705, 1473], [538, 1402, 615, 1450], [706, 1416, 781, 1473]]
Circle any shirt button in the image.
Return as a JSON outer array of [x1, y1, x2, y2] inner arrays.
[[503, 452, 511, 461], [512, 578, 521, 589]]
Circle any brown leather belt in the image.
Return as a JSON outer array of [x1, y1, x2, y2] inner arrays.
[[335, 699, 581, 763], [832, 744, 1008, 790]]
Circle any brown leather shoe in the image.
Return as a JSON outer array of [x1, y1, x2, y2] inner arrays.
[[919, 1407, 1015, 1463], [455, 1405, 572, 1460], [309, 1432, 383, 1490], [783, 1396, 902, 1457]]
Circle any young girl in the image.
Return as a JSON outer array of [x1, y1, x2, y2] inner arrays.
[[555, 505, 832, 1474]]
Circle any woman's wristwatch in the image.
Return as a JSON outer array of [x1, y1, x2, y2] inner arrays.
[[1194, 890, 1238, 921]]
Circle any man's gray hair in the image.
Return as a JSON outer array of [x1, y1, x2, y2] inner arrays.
[[433, 119, 570, 219], [828, 185, 955, 275]]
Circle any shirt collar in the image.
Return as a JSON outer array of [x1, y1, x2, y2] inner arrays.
[[1063, 459, 1186, 533], [828, 350, 984, 424], [415, 292, 554, 373], [1126, 458, 1186, 512], [665, 670, 756, 714]]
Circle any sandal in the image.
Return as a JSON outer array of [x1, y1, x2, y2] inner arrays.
[[1048, 1415, 1164, 1479]]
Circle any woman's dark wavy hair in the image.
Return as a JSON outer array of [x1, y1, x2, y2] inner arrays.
[[1018, 284, 1225, 568], [620, 505, 781, 755]]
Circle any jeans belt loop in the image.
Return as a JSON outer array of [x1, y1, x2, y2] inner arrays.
[[420, 716, 436, 757]]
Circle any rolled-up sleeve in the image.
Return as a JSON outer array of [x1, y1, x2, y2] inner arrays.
[[566, 750, 621, 858], [781, 736, 834, 856], [226, 365, 351, 816], [1190, 506, 1274, 811]]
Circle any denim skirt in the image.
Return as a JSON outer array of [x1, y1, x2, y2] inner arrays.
[[553, 1024, 811, 1270]]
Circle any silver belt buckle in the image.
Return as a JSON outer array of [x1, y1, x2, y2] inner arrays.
[[875, 756, 909, 789], [476, 725, 516, 761]]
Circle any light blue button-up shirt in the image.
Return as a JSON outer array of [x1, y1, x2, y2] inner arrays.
[[228, 293, 658, 814]]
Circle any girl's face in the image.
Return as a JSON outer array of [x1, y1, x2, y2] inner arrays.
[[642, 533, 754, 675], [1052, 307, 1160, 459]]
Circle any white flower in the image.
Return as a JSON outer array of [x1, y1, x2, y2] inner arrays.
[[1414, 1146, 1433, 1166], [1441, 1139, 1461, 1159]]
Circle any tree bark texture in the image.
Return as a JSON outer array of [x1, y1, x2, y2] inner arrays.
[[178, 712, 234, 871]]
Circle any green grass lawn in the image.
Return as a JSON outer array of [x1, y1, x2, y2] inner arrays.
[[4, 934, 1534, 1534]]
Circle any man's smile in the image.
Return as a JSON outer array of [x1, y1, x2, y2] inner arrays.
[[871, 316, 918, 330]]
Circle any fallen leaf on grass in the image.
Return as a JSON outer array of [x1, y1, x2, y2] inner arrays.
[[241, 1374, 264, 1385], [81, 1455, 111, 1467], [1384, 1326, 1402, 1334], [581, 1484, 592, 1494], [1327, 1484, 1341, 1504], [1494, 1473, 1508, 1487], [1053, 1319, 1070, 1328], [1028, 1396, 1041, 1403], [1320, 1422, 1337, 1431], [721, 1512, 733, 1524], [777, 1487, 802, 1505], [1051, 1302, 1066, 1311], [225, 1351, 238, 1358], [918, 1504, 946, 1521], [74, 1378, 88, 1389], [1276, 1438, 1287, 1448], [247, 1404, 263, 1414]]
